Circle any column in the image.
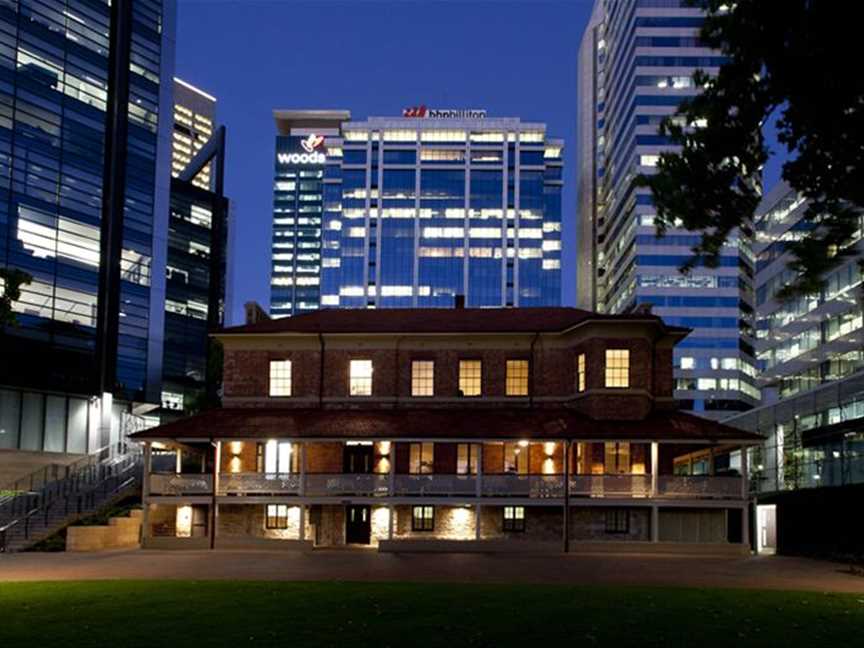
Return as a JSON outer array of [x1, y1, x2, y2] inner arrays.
[[563, 440, 570, 553], [210, 441, 221, 550], [476, 443, 484, 498], [141, 442, 152, 545], [388, 442, 396, 496], [708, 446, 715, 476], [741, 447, 750, 550], [299, 505, 306, 542], [388, 505, 394, 540], [475, 504, 482, 541], [299, 442, 306, 496], [651, 506, 659, 543], [650, 442, 659, 498]]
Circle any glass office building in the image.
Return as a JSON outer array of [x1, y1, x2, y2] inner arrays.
[[270, 110, 563, 317], [161, 79, 229, 421], [0, 0, 176, 452], [577, 0, 758, 418]]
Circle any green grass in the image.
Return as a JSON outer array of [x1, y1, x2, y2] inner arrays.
[[1, 581, 862, 647]]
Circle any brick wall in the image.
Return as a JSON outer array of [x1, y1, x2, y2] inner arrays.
[[394, 505, 476, 540]]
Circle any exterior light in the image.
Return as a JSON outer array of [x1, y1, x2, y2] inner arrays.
[[230, 441, 243, 456], [543, 442, 556, 457], [379, 441, 391, 456], [518, 439, 529, 448]]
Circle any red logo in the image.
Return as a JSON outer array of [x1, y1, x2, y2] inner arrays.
[[402, 105, 428, 118], [300, 133, 325, 153]]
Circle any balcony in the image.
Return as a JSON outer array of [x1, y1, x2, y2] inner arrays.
[[304, 474, 390, 497], [481, 474, 565, 498], [394, 474, 476, 496], [149, 473, 213, 496], [148, 472, 744, 501], [219, 473, 301, 496]]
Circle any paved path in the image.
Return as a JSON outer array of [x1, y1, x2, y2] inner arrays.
[[1, 550, 862, 592]]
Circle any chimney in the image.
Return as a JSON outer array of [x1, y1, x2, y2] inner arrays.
[[244, 301, 271, 325], [454, 294, 465, 309]]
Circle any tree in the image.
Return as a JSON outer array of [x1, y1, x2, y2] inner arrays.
[[0, 268, 32, 326], [637, 0, 864, 298]]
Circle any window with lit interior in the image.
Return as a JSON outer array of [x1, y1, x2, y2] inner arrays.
[[349, 359, 373, 396], [459, 360, 482, 397], [269, 360, 292, 396], [411, 360, 434, 397], [266, 504, 289, 529], [505, 359, 529, 396], [577, 353, 586, 392], [412, 505, 435, 531], [409, 443, 434, 474], [604, 349, 630, 388], [503, 506, 525, 532]]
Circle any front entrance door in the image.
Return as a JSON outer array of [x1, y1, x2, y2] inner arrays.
[[346, 505, 371, 544], [756, 504, 777, 554], [344, 443, 374, 473]]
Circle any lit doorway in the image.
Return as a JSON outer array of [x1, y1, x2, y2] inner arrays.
[[756, 504, 777, 555]]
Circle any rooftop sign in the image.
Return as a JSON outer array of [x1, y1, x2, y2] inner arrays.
[[277, 134, 326, 165], [403, 105, 487, 119]]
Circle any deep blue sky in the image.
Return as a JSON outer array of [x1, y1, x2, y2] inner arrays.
[[175, 0, 594, 324], [175, 0, 786, 325]]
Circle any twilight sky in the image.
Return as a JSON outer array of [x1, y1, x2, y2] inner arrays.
[[175, 0, 785, 325]]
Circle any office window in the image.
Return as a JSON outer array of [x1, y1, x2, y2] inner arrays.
[[605, 349, 630, 388], [577, 353, 586, 392], [503, 506, 525, 532], [349, 359, 373, 396], [604, 509, 629, 534], [457, 443, 478, 475], [411, 360, 435, 397], [409, 442, 434, 474], [503, 442, 529, 474], [266, 504, 289, 529], [459, 360, 482, 397], [269, 360, 292, 396], [412, 505, 435, 531], [505, 359, 529, 396]]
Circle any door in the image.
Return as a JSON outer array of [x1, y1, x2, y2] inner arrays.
[[344, 443, 374, 473], [757, 504, 777, 554], [346, 505, 371, 544]]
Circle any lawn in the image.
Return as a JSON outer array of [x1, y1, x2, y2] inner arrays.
[[0, 581, 862, 647]]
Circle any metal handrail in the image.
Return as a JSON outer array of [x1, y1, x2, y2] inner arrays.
[[0, 448, 141, 552]]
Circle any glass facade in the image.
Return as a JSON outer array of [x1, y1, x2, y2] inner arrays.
[[0, 0, 175, 450], [577, 0, 757, 418], [270, 113, 562, 316]]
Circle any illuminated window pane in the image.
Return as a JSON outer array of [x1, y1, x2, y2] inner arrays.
[[605, 349, 630, 388], [269, 360, 292, 396], [411, 505, 435, 531], [503, 505, 525, 531], [409, 442, 434, 474], [505, 359, 529, 396], [459, 360, 482, 397], [266, 504, 289, 529], [577, 353, 586, 392], [411, 360, 434, 397], [349, 359, 373, 396]]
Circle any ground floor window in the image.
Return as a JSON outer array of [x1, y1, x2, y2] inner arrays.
[[412, 505, 434, 531], [604, 509, 629, 534], [266, 504, 289, 529], [503, 506, 525, 532]]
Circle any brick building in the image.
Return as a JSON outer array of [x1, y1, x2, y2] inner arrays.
[[132, 306, 760, 553]]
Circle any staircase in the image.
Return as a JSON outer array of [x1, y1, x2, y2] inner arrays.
[[0, 444, 142, 553]]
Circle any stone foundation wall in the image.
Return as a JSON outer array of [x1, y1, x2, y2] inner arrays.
[[569, 506, 651, 542], [480, 505, 562, 542], [393, 505, 475, 540], [218, 504, 303, 540]]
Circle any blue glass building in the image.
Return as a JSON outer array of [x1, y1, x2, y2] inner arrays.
[[577, 0, 758, 418], [0, 0, 176, 452], [270, 110, 563, 316]]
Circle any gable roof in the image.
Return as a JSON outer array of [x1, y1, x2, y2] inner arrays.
[[217, 307, 690, 337]]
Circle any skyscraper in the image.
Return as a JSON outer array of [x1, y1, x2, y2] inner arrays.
[[577, 0, 758, 418], [161, 79, 229, 420], [270, 109, 563, 317], [0, 0, 176, 452], [171, 77, 215, 190]]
